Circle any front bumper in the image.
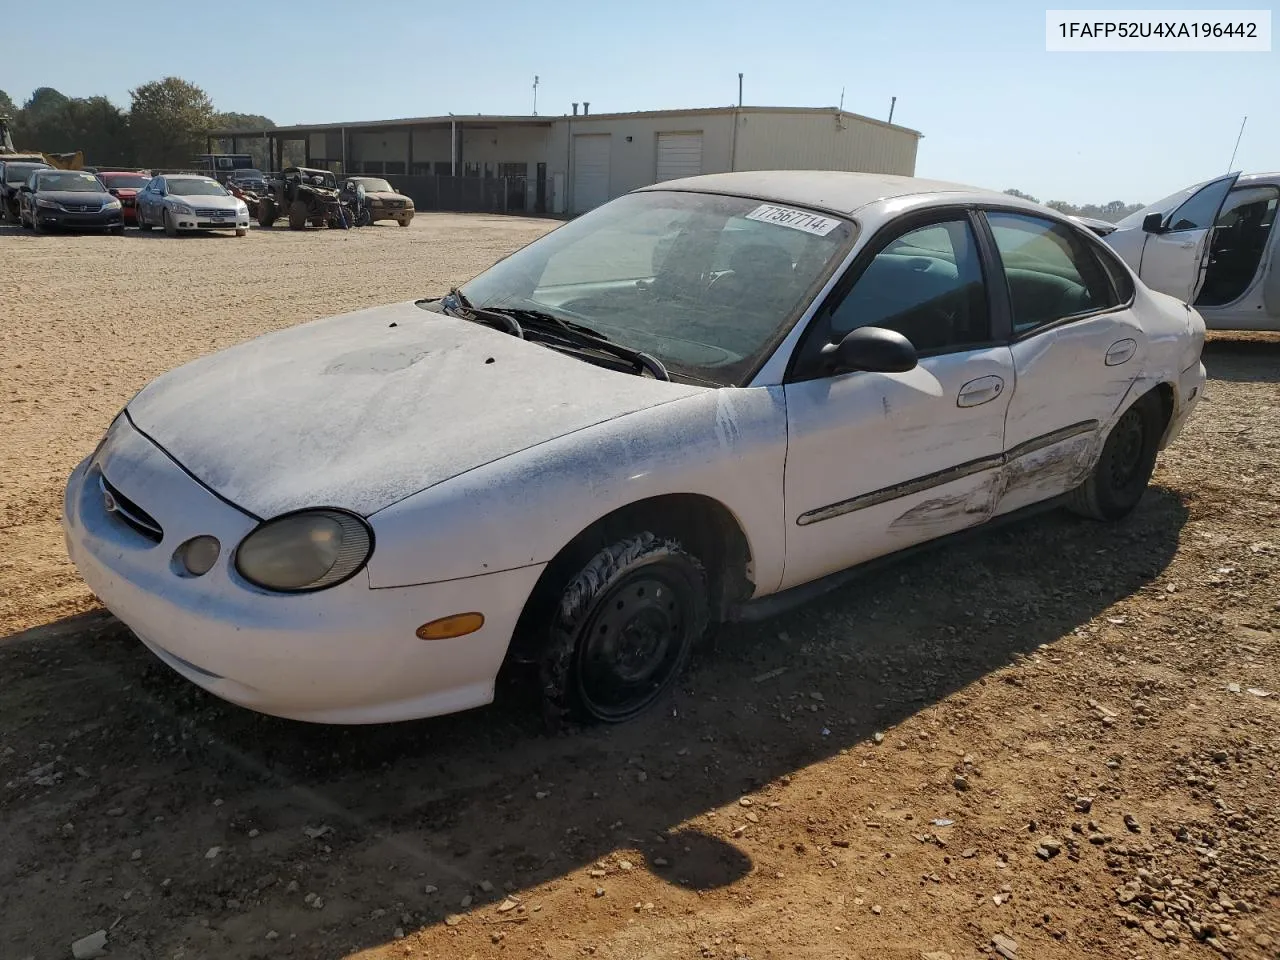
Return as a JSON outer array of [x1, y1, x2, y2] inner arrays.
[[62, 416, 544, 723], [171, 210, 250, 231], [34, 207, 123, 229]]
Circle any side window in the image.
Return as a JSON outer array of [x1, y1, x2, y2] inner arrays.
[[1167, 178, 1235, 232], [986, 212, 1117, 334], [825, 218, 989, 354], [1094, 242, 1135, 303]]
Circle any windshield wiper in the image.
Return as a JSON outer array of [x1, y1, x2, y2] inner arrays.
[[478, 305, 670, 381], [445, 287, 524, 339]]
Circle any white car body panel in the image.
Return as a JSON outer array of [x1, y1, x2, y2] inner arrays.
[[1106, 172, 1280, 331], [62, 170, 1209, 723], [127, 301, 705, 518], [779, 346, 1013, 590]]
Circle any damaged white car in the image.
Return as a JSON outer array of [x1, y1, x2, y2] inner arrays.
[[64, 171, 1206, 725], [1105, 171, 1280, 330]]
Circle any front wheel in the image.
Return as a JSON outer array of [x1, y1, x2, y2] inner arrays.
[[163, 208, 177, 237], [540, 533, 708, 725], [137, 206, 152, 231], [235, 226, 247, 237], [1068, 390, 1164, 521]]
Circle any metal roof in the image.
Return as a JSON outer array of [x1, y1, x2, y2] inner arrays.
[[636, 170, 1000, 216], [209, 105, 922, 140]]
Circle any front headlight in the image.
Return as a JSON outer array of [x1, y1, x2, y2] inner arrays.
[[234, 509, 372, 592], [170, 202, 194, 215], [235, 201, 248, 213], [103, 198, 121, 209], [36, 198, 60, 209]]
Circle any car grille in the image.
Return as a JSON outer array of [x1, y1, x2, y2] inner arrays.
[[64, 203, 102, 213], [98, 472, 164, 543], [193, 207, 231, 217], [383, 199, 405, 208]]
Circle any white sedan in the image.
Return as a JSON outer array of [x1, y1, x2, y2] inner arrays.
[[1105, 171, 1279, 330], [135, 174, 250, 236], [63, 172, 1206, 725]]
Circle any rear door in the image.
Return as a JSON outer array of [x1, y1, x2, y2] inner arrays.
[[1139, 173, 1240, 303], [982, 210, 1143, 515]]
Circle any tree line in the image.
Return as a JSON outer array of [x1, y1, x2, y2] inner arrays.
[[1003, 189, 1144, 224], [0, 78, 276, 170]]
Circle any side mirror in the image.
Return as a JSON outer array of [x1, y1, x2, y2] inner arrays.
[[820, 326, 918, 375], [18, 184, 31, 193], [1142, 212, 1165, 234]]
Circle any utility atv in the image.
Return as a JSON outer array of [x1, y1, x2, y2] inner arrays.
[[256, 167, 345, 229]]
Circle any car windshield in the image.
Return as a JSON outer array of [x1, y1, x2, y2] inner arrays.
[[100, 173, 151, 189], [169, 178, 229, 197], [1114, 178, 1213, 229], [357, 178, 393, 192], [5, 163, 49, 184], [458, 191, 855, 385], [37, 171, 104, 192]]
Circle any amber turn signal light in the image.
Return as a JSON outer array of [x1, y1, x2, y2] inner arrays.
[[416, 612, 485, 640]]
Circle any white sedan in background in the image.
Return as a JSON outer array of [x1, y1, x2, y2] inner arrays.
[[1105, 171, 1280, 331], [135, 174, 250, 237], [63, 172, 1206, 726]]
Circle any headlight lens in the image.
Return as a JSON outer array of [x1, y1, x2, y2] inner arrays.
[[36, 198, 60, 209], [235, 509, 372, 592], [236, 201, 248, 213], [104, 198, 121, 209], [171, 202, 194, 215]]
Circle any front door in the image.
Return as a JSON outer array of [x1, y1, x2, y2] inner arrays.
[[781, 213, 1014, 590], [1139, 173, 1239, 303], [982, 210, 1145, 515]]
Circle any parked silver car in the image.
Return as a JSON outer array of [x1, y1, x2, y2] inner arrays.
[[135, 175, 250, 236]]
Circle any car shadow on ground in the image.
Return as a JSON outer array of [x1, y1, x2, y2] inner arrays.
[[0, 488, 1189, 955], [1202, 335, 1280, 383]]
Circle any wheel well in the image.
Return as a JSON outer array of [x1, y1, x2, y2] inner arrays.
[[1151, 381, 1176, 441], [506, 494, 754, 662]]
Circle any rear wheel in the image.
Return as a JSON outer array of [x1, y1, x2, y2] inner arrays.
[[540, 532, 707, 725], [1068, 390, 1164, 521], [258, 197, 277, 228], [288, 199, 309, 230]]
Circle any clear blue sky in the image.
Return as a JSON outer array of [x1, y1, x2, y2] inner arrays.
[[4, 0, 1275, 204]]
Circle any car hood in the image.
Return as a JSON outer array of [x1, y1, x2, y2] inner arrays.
[[126, 301, 706, 518], [39, 190, 113, 205], [168, 193, 240, 208], [368, 191, 411, 202]]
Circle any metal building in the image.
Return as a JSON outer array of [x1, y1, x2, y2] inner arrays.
[[208, 105, 922, 217]]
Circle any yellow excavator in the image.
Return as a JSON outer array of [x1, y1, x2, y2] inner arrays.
[[0, 116, 85, 169]]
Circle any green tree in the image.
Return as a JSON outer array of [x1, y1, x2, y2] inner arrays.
[[1003, 188, 1040, 203], [0, 89, 16, 116], [129, 77, 215, 167]]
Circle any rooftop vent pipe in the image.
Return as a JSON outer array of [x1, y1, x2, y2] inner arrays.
[[572, 103, 579, 115], [583, 102, 590, 115]]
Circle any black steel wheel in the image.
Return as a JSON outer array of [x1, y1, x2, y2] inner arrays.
[[1068, 390, 1164, 521], [541, 533, 707, 725]]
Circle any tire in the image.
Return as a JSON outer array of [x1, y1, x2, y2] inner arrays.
[[397, 217, 410, 227], [163, 208, 177, 237], [235, 226, 247, 237], [137, 206, 153, 231], [109, 225, 124, 236], [1068, 390, 1164, 521], [288, 200, 309, 230], [539, 532, 708, 725], [32, 215, 44, 233], [258, 198, 276, 228]]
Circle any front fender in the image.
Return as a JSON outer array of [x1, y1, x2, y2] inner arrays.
[[365, 387, 789, 594]]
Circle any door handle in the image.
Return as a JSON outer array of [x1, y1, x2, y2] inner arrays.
[[1106, 339, 1137, 366], [957, 375, 1005, 408]]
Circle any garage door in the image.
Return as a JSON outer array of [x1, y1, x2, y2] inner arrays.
[[572, 135, 611, 214], [656, 132, 703, 183]]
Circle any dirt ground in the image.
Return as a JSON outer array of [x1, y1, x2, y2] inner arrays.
[[1, 216, 1277, 960]]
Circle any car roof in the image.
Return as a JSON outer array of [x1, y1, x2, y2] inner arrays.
[[635, 170, 1016, 217], [1237, 171, 1280, 187], [165, 174, 217, 182]]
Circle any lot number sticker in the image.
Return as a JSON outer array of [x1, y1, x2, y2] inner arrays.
[[745, 204, 841, 236]]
